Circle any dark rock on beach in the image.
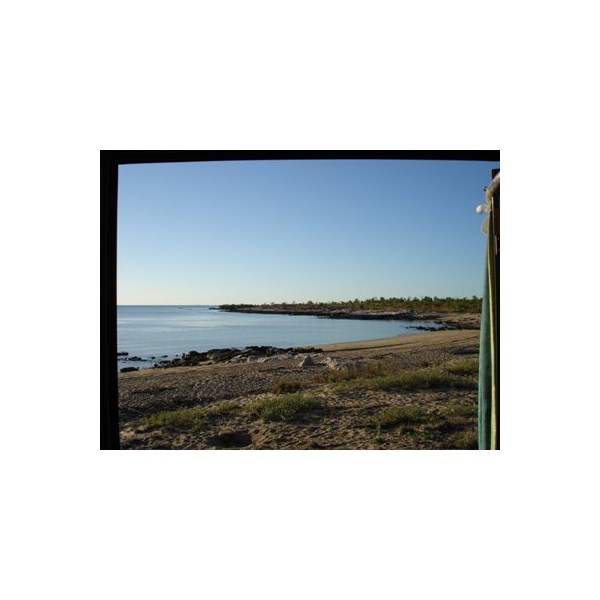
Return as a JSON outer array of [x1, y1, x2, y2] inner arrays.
[[152, 345, 324, 369], [207, 348, 239, 362], [120, 366, 139, 373]]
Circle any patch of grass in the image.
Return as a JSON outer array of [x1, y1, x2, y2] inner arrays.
[[312, 359, 477, 393], [140, 401, 237, 432], [273, 380, 304, 394], [447, 430, 478, 450], [440, 402, 477, 419], [142, 407, 207, 431], [317, 361, 396, 384], [307, 359, 478, 393], [373, 433, 385, 445], [204, 401, 238, 417], [444, 358, 479, 376], [432, 403, 477, 438], [246, 393, 325, 422], [335, 366, 477, 392], [367, 405, 429, 430]]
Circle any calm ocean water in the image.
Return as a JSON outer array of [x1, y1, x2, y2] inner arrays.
[[117, 305, 443, 370]]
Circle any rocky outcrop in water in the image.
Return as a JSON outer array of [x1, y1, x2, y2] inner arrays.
[[122, 356, 148, 362]]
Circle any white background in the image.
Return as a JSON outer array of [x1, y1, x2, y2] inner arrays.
[[1, 1, 598, 599]]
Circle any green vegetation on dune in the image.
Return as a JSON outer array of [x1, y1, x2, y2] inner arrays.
[[246, 393, 325, 422], [317, 361, 395, 384], [139, 401, 237, 432], [272, 380, 304, 394], [444, 358, 480, 376], [367, 405, 429, 430], [334, 366, 477, 393], [446, 430, 478, 450], [132, 358, 478, 449], [272, 358, 479, 394]]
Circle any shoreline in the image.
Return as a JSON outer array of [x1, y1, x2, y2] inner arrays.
[[118, 307, 481, 372], [119, 325, 481, 372], [218, 306, 481, 330], [117, 307, 481, 373]]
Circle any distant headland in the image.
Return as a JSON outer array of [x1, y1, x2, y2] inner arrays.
[[217, 297, 482, 330]]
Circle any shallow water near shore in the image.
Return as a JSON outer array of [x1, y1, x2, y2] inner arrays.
[[118, 305, 444, 370]]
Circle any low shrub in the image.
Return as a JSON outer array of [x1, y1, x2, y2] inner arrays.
[[444, 358, 479, 376], [273, 380, 304, 394], [246, 393, 325, 422], [367, 405, 429, 430], [440, 402, 477, 419], [140, 401, 237, 432], [142, 407, 207, 431], [336, 366, 477, 392], [447, 430, 478, 450]]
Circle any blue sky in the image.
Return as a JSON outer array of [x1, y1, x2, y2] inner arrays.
[[117, 159, 499, 305]]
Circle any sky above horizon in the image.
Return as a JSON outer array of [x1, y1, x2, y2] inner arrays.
[[117, 158, 499, 305]]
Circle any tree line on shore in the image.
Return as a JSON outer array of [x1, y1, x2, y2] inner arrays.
[[220, 296, 482, 314]]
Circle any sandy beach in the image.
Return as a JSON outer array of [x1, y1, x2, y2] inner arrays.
[[118, 327, 481, 450]]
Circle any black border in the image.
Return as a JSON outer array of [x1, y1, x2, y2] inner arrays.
[[100, 150, 500, 450]]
